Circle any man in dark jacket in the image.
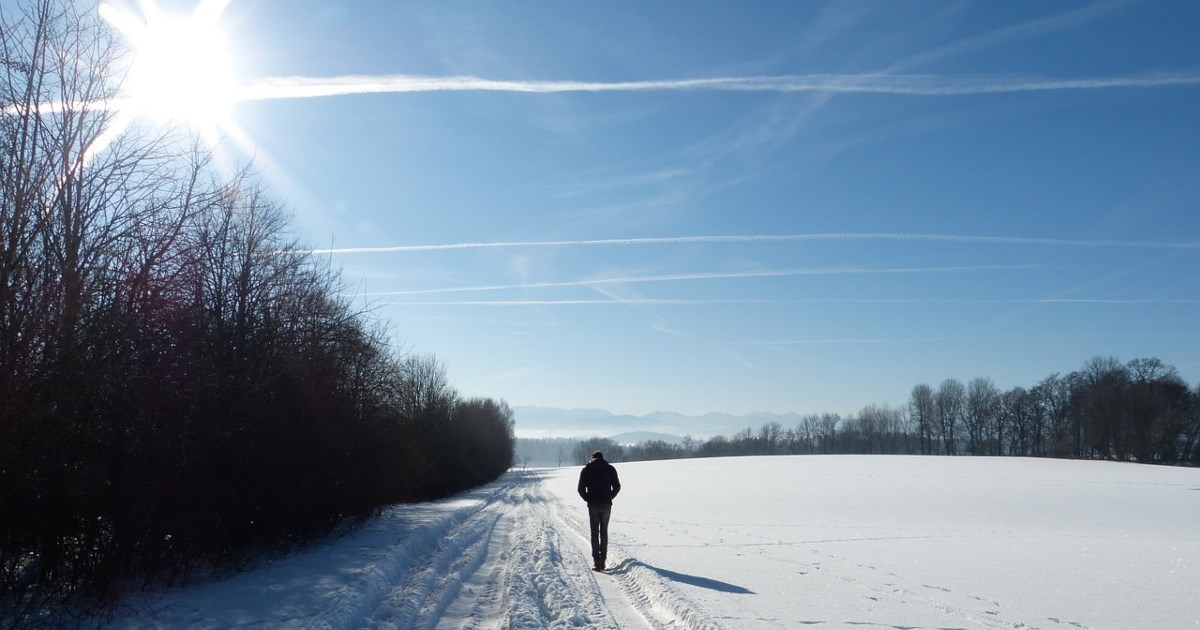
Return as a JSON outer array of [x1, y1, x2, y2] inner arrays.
[[577, 450, 621, 572]]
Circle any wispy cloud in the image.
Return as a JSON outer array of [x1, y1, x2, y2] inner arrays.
[[721, 346, 766, 374], [545, 168, 691, 199], [298, 232, 1199, 255], [363, 264, 1034, 296], [235, 73, 1200, 102], [886, 1, 1129, 75], [651, 323, 692, 338]]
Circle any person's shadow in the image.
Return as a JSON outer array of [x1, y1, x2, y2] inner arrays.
[[606, 559, 754, 594]]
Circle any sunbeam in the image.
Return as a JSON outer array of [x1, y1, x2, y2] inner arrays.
[[100, 0, 237, 134]]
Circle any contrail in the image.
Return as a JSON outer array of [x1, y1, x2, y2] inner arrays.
[[384, 297, 1199, 306], [387, 299, 706, 306], [9, 72, 1197, 116], [736, 330, 1189, 346], [361, 264, 1036, 297], [235, 73, 1200, 101], [295, 232, 1200, 255], [733, 336, 979, 345]]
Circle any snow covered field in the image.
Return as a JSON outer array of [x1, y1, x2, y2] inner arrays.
[[106, 456, 1200, 629]]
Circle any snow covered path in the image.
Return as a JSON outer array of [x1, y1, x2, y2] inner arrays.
[[108, 456, 1200, 629], [109, 470, 716, 629], [319, 470, 712, 630]]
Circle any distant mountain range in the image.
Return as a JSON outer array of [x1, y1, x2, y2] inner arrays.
[[512, 406, 808, 440], [607, 431, 686, 446]]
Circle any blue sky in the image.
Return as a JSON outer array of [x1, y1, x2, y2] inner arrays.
[[145, 0, 1199, 416]]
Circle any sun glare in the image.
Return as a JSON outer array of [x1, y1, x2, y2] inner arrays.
[[101, 0, 237, 135]]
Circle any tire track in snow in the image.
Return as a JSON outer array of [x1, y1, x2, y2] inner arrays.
[[362, 500, 504, 629], [308, 471, 635, 630], [474, 481, 615, 630], [306, 478, 521, 630], [551, 503, 723, 630]]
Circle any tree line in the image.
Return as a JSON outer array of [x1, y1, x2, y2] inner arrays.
[[1, 3, 512, 626], [570, 356, 1199, 467]]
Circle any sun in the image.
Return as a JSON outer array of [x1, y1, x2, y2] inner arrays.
[[101, 0, 238, 134]]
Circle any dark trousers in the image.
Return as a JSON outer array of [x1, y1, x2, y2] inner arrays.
[[587, 504, 612, 565]]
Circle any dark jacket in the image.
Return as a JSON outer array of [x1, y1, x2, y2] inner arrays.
[[577, 458, 621, 506]]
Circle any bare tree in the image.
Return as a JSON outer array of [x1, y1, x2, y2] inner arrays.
[[909, 384, 936, 454], [574, 437, 623, 465], [801, 415, 821, 454], [1001, 387, 1034, 456], [878, 404, 908, 454], [850, 406, 882, 453], [1070, 356, 1129, 459], [786, 416, 818, 454], [817, 412, 841, 454], [758, 421, 784, 455], [1122, 357, 1190, 463], [1032, 373, 1070, 457], [1184, 384, 1200, 465], [935, 379, 965, 455], [966, 377, 1000, 455]]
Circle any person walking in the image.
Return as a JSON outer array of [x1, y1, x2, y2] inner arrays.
[[577, 450, 621, 572]]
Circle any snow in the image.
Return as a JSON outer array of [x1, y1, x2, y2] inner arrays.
[[106, 456, 1200, 629]]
